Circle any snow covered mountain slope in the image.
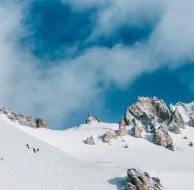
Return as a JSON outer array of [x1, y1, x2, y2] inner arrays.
[[0, 118, 129, 190], [1, 96, 194, 190], [1, 113, 194, 190]]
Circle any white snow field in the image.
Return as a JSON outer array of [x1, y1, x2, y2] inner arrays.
[[0, 114, 194, 189]]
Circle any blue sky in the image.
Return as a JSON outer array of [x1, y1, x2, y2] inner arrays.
[[0, 0, 194, 129]]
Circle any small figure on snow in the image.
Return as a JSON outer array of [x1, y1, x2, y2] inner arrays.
[[26, 144, 30, 149], [33, 148, 36, 153], [37, 148, 39, 152]]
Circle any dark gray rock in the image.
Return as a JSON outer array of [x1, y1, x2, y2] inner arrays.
[[189, 142, 193, 147]]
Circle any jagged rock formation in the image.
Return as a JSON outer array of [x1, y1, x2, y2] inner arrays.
[[124, 97, 170, 134], [133, 124, 143, 138], [86, 135, 95, 145], [125, 168, 163, 190], [103, 129, 117, 143], [0, 107, 48, 129], [173, 101, 194, 124], [36, 118, 48, 128], [168, 107, 185, 129], [117, 125, 127, 136], [153, 126, 174, 151], [120, 96, 194, 150], [86, 114, 101, 124], [117, 117, 127, 136]]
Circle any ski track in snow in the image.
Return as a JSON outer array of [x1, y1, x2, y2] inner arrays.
[[0, 114, 194, 189]]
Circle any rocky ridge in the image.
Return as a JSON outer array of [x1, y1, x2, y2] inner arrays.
[[125, 168, 164, 190], [2, 96, 194, 151], [0, 107, 48, 129], [85, 97, 194, 151]]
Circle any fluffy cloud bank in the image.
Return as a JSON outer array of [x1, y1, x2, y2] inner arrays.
[[0, 0, 194, 128]]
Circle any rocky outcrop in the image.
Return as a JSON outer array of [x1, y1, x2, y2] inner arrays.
[[86, 114, 101, 124], [125, 168, 163, 190], [190, 117, 194, 127], [86, 135, 95, 145], [153, 126, 174, 151], [0, 107, 48, 129], [103, 130, 117, 143], [117, 125, 127, 136], [133, 124, 143, 138], [169, 107, 185, 129], [124, 97, 170, 134], [117, 117, 127, 136], [36, 118, 48, 128]]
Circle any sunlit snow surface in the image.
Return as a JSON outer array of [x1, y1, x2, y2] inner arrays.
[[0, 113, 194, 190]]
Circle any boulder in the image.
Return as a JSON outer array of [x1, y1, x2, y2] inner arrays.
[[126, 168, 163, 190], [86, 135, 95, 145], [133, 124, 143, 138], [103, 130, 117, 143], [153, 126, 174, 151], [35, 118, 48, 128]]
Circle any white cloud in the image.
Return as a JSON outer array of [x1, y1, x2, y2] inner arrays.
[[90, 0, 166, 38], [1, 0, 194, 128], [149, 0, 194, 67]]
